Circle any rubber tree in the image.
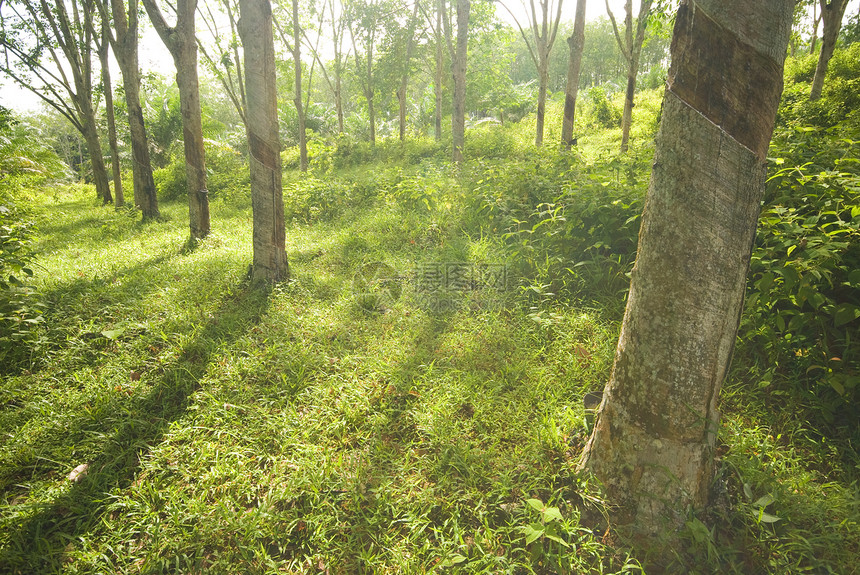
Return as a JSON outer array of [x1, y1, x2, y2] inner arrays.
[[238, 0, 289, 283], [143, 0, 211, 239], [442, 0, 471, 163], [810, 0, 849, 101], [94, 19, 124, 207], [577, 0, 793, 543], [101, 0, 160, 220], [272, 0, 308, 171], [561, 0, 586, 148], [501, 0, 564, 146], [0, 0, 113, 205], [605, 0, 654, 154]]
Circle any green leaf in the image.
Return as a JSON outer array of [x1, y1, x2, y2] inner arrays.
[[758, 511, 781, 523], [542, 506, 563, 523], [101, 328, 125, 340], [439, 553, 467, 567], [524, 524, 544, 544], [754, 493, 775, 508], [833, 304, 860, 327], [526, 498, 544, 512]]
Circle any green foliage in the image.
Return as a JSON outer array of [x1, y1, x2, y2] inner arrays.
[[779, 44, 860, 127], [737, 122, 860, 442], [0, 110, 68, 370], [154, 139, 250, 202], [584, 85, 623, 129], [468, 145, 648, 314]]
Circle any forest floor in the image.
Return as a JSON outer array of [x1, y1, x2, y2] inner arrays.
[[1, 163, 858, 573]]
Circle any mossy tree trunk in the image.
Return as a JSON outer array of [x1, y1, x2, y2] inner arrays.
[[561, 0, 586, 148], [238, 0, 289, 284], [577, 0, 793, 543], [810, 0, 849, 101], [143, 0, 211, 239]]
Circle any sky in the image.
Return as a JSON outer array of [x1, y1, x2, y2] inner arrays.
[[1, 0, 859, 115]]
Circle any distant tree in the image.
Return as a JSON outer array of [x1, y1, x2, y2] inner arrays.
[[500, 0, 564, 146], [578, 0, 793, 544], [442, 0, 471, 162], [198, 0, 248, 128], [811, 0, 850, 100], [272, 0, 308, 170], [396, 1, 421, 141], [300, 0, 350, 133], [0, 0, 113, 204], [100, 0, 160, 220], [238, 0, 289, 283], [143, 0, 211, 239], [605, 0, 654, 153], [345, 0, 396, 145], [94, 18, 124, 207], [561, 0, 586, 148]]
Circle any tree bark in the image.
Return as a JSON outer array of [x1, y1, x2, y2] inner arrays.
[[561, 0, 586, 148], [0, 0, 113, 204], [577, 0, 792, 543], [97, 22, 124, 208], [238, 0, 289, 284], [143, 0, 211, 238], [810, 0, 849, 101], [448, 0, 470, 163], [607, 0, 652, 154], [292, 0, 308, 171], [434, 0, 443, 142], [106, 0, 160, 220], [398, 1, 420, 142]]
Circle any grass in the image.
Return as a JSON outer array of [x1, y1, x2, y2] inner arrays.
[[1, 119, 859, 573], [0, 184, 639, 573]]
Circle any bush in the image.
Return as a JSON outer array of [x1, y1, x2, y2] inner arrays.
[[735, 122, 860, 445]]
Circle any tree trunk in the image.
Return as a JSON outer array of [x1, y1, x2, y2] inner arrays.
[[535, 67, 548, 146], [98, 24, 124, 208], [367, 90, 376, 145], [434, 0, 443, 142], [336, 75, 344, 134], [176, 34, 211, 238], [110, 0, 160, 220], [239, 0, 289, 284], [142, 0, 210, 237], [292, 0, 308, 171], [810, 1, 820, 54], [810, 0, 849, 101], [561, 0, 586, 149], [577, 0, 792, 544], [81, 107, 113, 205], [398, 1, 420, 142], [451, 0, 470, 163]]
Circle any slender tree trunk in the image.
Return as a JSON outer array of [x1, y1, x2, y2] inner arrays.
[[810, 2, 820, 54], [81, 108, 112, 205], [367, 90, 376, 145], [98, 25, 124, 208], [336, 75, 344, 134], [142, 0, 210, 237], [811, 0, 849, 101], [292, 0, 308, 171], [238, 0, 289, 284], [398, 1, 420, 142], [578, 0, 792, 545], [561, 0, 586, 148], [451, 0, 470, 163], [536, 67, 548, 146], [109, 0, 159, 220], [434, 0, 443, 141]]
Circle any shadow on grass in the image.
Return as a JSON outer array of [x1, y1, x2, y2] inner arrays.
[[0, 282, 274, 573]]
